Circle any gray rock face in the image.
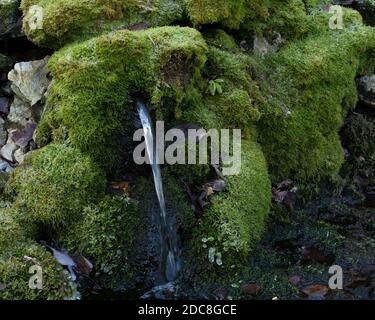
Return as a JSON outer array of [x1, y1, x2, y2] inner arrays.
[[0, 159, 12, 172], [8, 57, 50, 106], [358, 75, 375, 107], [0, 96, 10, 115], [0, 0, 22, 39], [7, 96, 33, 126]]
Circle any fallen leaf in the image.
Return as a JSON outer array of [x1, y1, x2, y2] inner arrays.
[[111, 181, 129, 195], [73, 255, 93, 275], [289, 275, 301, 287], [241, 283, 261, 295], [301, 284, 329, 300]]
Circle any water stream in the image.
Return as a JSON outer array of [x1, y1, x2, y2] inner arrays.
[[136, 99, 179, 284]]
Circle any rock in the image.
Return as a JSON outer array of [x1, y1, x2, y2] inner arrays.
[[357, 75, 375, 107], [0, 159, 12, 172], [7, 96, 33, 126], [10, 122, 36, 148], [0, 96, 10, 115], [0, 0, 22, 39], [13, 147, 25, 163], [0, 54, 14, 81], [0, 117, 7, 147], [0, 141, 18, 162], [8, 57, 50, 106]]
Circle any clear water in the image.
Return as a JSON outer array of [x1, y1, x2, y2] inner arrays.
[[137, 99, 179, 283]]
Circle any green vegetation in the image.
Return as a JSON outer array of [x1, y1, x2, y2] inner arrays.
[[36, 26, 207, 174], [183, 140, 271, 285], [7, 143, 106, 233], [0, 241, 75, 300], [255, 26, 375, 182], [62, 195, 139, 289]]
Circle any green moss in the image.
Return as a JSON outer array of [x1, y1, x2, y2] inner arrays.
[[0, 241, 75, 300], [181, 45, 263, 137], [62, 195, 139, 289], [7, 143, 106, 233], [254, 26, 375, 182], [37, 27, 207, 174], [20, 0, 186, 47], [183, 140, 271, 285], [0, 207, 26, 253], [184, 0, 249, 29]]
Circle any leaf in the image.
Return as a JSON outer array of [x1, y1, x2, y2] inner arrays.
[[301, 284, 329, 300], [208, 81, 216, 96], [111, 181, 129, 195], [216, 83, 223, 95], [241, 283, 261, 295], [289, 275, 301, 287]]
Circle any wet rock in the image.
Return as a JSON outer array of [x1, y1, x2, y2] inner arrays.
[[7, 96, 33, 126], [0, 0, 22, 39], [0, 141, 17, 162], [357, 75, 375, 107], [8, 57, 50, 106]]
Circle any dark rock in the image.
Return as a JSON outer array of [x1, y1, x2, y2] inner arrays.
[[0, 96, 10, 115], [357, 75, 375, 108]]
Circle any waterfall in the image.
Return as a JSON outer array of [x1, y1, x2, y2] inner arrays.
[[136, 99, 179, 283]]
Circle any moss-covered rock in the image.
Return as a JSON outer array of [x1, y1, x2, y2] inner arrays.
[[7, 143, 106, 233], [255, 25, 375, 182], [0, 0, 21, 37], [62, 195, 139, 289], [36, 26, 207, 174], [20, 0, 186, 48], [182, 140, 271, 286], [0, 241, 75, 300]]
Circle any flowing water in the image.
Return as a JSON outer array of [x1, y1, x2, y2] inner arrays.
[[136, 99, 179, 283]]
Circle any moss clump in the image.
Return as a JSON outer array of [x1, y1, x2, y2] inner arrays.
[[184, 140, 271, 285], [37, 27, 207, 174], [7, 143, 106, 233], [20, 0, 186, 48], [62, 195, 139, 289], [0, 207, 26, 253], [0, 241, 75, 300], [181, 44, 262, 137], [254, 25, 375, 182], [184, 0, 249, 29]]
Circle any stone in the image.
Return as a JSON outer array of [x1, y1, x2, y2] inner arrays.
[[0, 117, 7, 147], [0, 159, 12, 172], [0, 141, 18, 162], [0, 0, 22, 39], [357, 75, 375, 107], [8, 57, 50, 106], [0, 96, 10, 115], [13, 147, 25, 163], [7, 96, 33, 126]]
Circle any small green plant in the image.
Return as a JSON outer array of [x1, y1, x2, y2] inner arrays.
[[207, 79, 224, 96]]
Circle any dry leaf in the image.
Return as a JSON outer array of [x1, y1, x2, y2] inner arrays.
[[301, 284, 329, 299], [241, 283, 261, 295]]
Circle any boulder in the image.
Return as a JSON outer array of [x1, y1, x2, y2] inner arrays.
[[357, 75, 375, 107], [0, 141, 18, 162], [8, 57, 50, 106]]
